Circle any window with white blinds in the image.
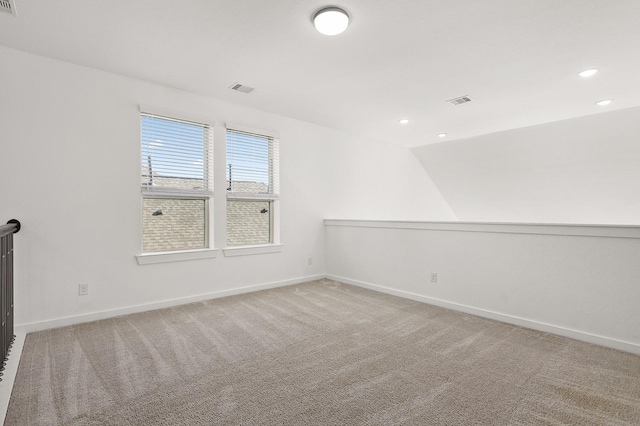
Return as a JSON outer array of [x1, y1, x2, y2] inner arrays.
[[226, 129, 279, 198], [140, 110, 213, 253], [140, 113, 213, 196], [226, 128, 279, 246]]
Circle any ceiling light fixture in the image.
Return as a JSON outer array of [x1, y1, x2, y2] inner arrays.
[[595, 99, 612, 106], [313, 7, 350, 35], [437, 133, 447, 138], [578, 68, 599, 78], [399, 119, 409, 124]]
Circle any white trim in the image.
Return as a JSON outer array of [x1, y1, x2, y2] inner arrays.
[[136, 248, 219, 265], [326, 274, 640, 356], [225, 122, 280, 139], [324, 219, 640, 239], [139, 104, 215, 127], [223, 244, 283, 257], [227, 193, 279, 200], [15, 274, 325, 333], [271, 199, 281, 245], [141, 188, 213, 198], [0, 332, 26, 425]]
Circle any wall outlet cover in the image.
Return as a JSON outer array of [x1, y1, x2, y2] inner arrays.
[[78, 283, 89, 296]]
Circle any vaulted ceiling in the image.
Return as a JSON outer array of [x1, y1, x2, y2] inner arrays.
[[1, 0, 639, 147]]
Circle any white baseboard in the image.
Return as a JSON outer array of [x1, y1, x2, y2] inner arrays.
[[0, 332, 26, 425], [16, 274, 325, 333], [326, 274, 640, 356]]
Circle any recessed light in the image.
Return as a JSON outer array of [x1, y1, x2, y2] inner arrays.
[[437, 133, 447, 138], [399, 119, 409, 124], [595, 99, 612, 106], [578, 68, 599, 78], [313, 7, 350, 36]]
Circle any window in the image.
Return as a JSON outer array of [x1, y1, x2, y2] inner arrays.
[[140, 111, 213, 253], [226, 128, 279, 246]]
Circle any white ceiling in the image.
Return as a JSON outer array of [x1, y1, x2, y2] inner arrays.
[[1, 0, 640, 147]]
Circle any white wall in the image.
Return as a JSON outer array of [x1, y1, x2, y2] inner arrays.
[[0, 46, 454, 329], [412, 107, 640, 224], [321, 132, 456, 221], [325, 221, 640, 354]]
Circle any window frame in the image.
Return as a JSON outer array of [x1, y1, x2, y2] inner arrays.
[[137, 105, 216, 260], [224, 123, 280, 250]]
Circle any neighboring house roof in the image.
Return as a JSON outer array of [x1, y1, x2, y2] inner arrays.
[[141, 166, 270, 251]]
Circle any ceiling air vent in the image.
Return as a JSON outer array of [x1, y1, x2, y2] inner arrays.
[[0, 0, 17, 17], [230, 83, 254, 94], [447, 95, 472, 106]]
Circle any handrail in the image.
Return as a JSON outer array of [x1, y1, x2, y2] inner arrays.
[[0, 220, 20, 238], [0, 218, 19, 382]]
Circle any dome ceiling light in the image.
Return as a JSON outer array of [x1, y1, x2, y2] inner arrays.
[[313, 7, 350, 36]]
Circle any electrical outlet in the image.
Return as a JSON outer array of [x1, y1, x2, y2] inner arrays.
[[78, 283, 89, 296], [307, 257, 313, 266], [430, 272, 438, 283]]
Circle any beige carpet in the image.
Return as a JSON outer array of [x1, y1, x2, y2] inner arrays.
[[5, 279, 640, 425]]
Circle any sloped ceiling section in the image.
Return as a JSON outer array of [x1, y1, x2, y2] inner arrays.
[[412, 106, 640, 225]]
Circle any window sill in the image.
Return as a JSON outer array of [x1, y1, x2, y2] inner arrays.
[[136, 248, 219, 265], [223, 244, 283, 257]]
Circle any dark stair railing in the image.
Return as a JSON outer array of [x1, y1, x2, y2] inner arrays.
[[0, 219, 20, 382]]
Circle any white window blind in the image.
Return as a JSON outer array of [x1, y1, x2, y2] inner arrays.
[[226, 129, 279, 198], [141, 113, 213, 196]]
